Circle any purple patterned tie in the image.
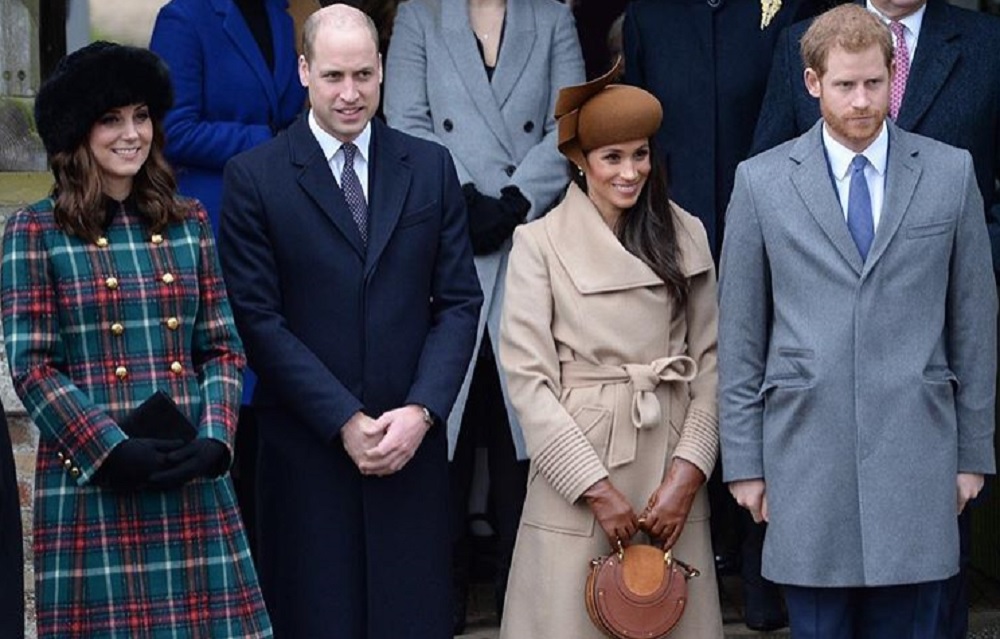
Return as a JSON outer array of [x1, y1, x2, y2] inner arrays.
[[889, 21, 910, 120], [340, 142, 368, 245]]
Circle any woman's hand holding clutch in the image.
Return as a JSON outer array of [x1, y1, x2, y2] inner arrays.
[[583, 478, 640, 549], [93, 438, 186, 490]]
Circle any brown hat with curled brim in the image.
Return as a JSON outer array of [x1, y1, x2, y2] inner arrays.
[[555, 58, 663, 168]]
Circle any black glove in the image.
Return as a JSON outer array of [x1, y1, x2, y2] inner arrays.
[[463, 184, 530, 255], [92, 438, 186, 490], [147, 438, 230, 490]]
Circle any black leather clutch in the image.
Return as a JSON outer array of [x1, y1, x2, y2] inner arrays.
[[118, 391, 197, 442]]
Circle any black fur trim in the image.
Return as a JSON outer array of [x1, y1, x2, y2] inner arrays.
[[34, 41, 173, 157]]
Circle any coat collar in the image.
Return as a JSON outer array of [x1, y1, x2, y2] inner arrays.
[[209, 0, 296, 114], [288, 117, 411, 271], [544, 183, 712, 294], [895, 0, 959, 130], [440, 0, 535, 156], [789, 119, 921, 277]]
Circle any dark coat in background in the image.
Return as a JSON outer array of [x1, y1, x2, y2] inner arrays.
[[0, 412, 23, 638], [623, 0, 832, 258], [218, 116, 482, 638], [751, 0, 1000, 270]]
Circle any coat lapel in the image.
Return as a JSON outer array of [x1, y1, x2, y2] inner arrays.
[[490, 0, 535, 111], [546, 184, 663, 294], [364, 120, 411, 276], [440, 0, 515, 155], [896, 0, 959, 131], [212, 0, 279, 110], [863, 123, 921, 275], [267, 0, 298, 109], [789, 122, 865, 275], [289, 118, 365, 259]]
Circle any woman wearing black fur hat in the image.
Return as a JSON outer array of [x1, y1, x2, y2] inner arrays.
[[1, 42, 271, 637]]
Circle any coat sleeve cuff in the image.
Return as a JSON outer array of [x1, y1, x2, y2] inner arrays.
[[533, 425, 608, 504], [672, 406, 719, 480]]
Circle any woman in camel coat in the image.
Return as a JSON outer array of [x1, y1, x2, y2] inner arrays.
[[499, 65, 723, 638]]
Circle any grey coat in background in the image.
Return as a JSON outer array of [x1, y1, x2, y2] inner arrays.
[[384, 0, 584, 458], [718, 120, 997, 587]]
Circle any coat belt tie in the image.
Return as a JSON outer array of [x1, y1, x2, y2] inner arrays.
[[560, 355, 698, 468]]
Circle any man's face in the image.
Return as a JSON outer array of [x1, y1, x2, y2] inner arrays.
[[869, 0, 926, 20], [805, 44, 890, 153], [299, 22, 382, 143]]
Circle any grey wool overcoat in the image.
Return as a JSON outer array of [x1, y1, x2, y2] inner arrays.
[[384, 0, 585, 458], [718, 120, 997, 587]]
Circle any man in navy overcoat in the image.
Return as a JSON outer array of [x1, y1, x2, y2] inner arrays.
[[217, 5, 482, 638]]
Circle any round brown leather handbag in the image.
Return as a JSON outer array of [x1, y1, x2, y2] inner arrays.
[[585, 542, 701, 639]]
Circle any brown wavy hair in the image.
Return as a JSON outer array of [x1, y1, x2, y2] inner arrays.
[[48, 119, 188, 241], [573, 139, 688, 306]]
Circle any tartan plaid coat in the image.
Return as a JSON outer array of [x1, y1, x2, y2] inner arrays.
[[1, 197, 272, 638]]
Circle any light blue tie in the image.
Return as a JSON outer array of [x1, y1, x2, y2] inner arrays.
[[847, 154, 874, 261]]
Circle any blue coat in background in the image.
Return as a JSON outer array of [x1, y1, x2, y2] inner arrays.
[[150, 0, 305, 229]]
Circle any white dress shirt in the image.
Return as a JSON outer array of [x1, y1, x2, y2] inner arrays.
[[866, 0, 926, 64], [307, 110, 372, 203], [823, 122, 889, 231]]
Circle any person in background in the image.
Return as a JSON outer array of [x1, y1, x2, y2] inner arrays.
[[2, 42, 269, 638], [499, 63, 723, 639], [0, 412, 22, 638], [218, 5, 482, 637], [622, 0, 833, 628], [149, 0, 306, 555], [720, 6, 996, 637], [383, 0, 583, 630], [750, 1, 1000, 633]]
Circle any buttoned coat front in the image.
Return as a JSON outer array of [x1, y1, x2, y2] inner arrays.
[[498, 184, 723, 638], [384, 0, 584, 457], [719, 121, 997, 587], [1, 199, 269, 638]]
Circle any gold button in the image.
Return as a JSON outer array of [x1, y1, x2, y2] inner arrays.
[[69, 467, 81, 478], [63, 458, 72, 469], [170, 361, 183, 375], [110, 322, 124, 336], [96, 237, 108, 248], [166, 317, 180, 330], [115, 366, 128, 380], [161, 273, 175, 285], [151, 234, 163, 244], [105, 276, 119, 290], [57, 451, 65, 461]]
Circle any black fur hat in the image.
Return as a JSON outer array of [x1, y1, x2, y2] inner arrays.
[[34, 41, 173, 157]]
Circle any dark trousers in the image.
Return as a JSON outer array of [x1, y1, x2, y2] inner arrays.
[[937, 510, 971, 639], [233, 406, 259, 558], [784, 581, 945, 639], [450, 338, 528, 624], [0, 413, 24, 638]]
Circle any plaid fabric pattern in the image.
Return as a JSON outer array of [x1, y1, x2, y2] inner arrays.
[[1, 198, 271, 638]]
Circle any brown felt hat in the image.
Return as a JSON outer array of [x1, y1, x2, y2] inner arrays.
[[555, 58, 663, 167]]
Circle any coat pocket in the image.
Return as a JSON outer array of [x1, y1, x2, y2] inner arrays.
[[519, 405, 610, 538], [906, 220, 954, 239]]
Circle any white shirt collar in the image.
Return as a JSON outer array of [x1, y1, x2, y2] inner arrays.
[[866, 0, 926, 44], [307, 109, 372, 164], [822, 121, 889, 181]]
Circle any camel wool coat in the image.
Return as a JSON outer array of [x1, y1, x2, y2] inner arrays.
[[498, 183, 723, 639]]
